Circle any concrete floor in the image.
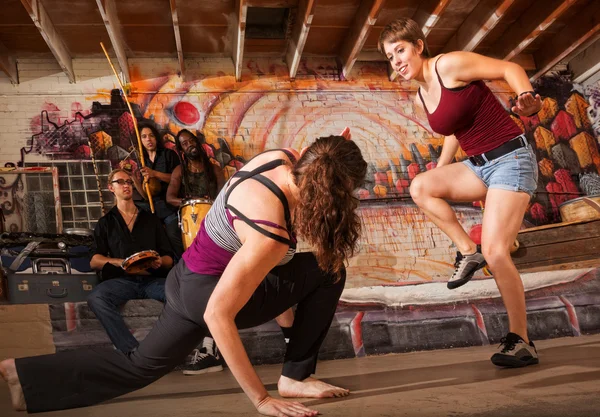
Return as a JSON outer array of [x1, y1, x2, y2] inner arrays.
[[2, 335, 600, 417]]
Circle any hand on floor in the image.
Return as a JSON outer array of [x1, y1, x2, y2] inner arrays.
[[256, 396, 318, 417]]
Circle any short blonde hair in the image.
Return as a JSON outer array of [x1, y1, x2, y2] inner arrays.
[[107, 169, 130, 186], [378, 18, 431, 58]]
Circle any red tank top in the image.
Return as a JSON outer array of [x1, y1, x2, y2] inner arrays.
[[419, 57, 523, 156]]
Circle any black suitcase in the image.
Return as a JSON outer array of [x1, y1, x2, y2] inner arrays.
[[7, 271, 99, 304]]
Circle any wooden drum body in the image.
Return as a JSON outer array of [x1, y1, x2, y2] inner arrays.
[[559, 195, 600, 222], [179, 198, 212, 250]]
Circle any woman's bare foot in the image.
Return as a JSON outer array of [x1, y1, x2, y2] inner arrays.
[[278, 375, 349, 398], [0, 359, 26, 411]]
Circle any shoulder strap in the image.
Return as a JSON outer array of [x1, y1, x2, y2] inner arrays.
[[244, 148, 297, 166], [434, 55, 446, 89], [279, 149, 297, 164], [226, 205, 294, 247], [224, 159, 295, 247], [252, 174, 292, 227], [225, 159, 287, 201], [417, 88, 429, 114]]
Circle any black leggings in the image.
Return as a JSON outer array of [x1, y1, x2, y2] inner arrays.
[[16, 252, 345, 413]]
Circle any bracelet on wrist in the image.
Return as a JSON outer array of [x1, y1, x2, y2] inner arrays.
[[519, 90, 536, 97]]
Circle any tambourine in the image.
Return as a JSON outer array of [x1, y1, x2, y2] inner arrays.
[[121, 250, 160, 274], [64, 227, 94, 237]]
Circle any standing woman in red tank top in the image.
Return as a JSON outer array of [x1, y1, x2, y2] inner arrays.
[[380, 18, 542, 368]]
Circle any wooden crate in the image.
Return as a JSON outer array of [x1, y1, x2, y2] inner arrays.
[[513, 219, 600, 273]]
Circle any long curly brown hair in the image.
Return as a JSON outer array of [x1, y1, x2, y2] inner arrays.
[[292, 136, 367, 276]]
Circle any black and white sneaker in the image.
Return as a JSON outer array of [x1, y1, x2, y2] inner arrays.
[[491, 332, 539, 368], [447, 245, 487, 289], [182, 338, 224, 376]]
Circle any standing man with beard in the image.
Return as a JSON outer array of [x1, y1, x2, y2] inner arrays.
[[166, 129, 227, 376], [167, 129, 225, 257]]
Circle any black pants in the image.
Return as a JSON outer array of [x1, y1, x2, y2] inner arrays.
[[87, 276, 167, 353], [16, 252, 345, 413]]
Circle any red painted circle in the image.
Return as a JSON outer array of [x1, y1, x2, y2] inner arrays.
[[469, 224, 483, 245], [173, 101, 200, 125]]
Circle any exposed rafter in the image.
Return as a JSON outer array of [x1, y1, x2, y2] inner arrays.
[[531, 1, 600, 81], [570, 37, 600, 84], [0, 41, 19, 84], [246, 0, 298, 6], [170, 0, 185, 79], [413, 0, 452, 37], [233, 0, 248, 82], [388, 0, 451, 80], [286, 0, 316, 80], [442, 0, 514, 53], [490, 0, 578, 61], [96, 0, 130, 84], [340, 0, 386, 79], [19, 0, 75, 82], [511, 53, 535, 71]]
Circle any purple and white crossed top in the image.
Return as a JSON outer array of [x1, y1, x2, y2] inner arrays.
[[182, 150, 297, 276]]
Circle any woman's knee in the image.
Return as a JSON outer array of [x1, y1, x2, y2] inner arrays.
[[409, 174, 431, 203], [481, 243, 512, 269]]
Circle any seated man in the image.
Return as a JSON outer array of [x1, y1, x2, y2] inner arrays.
[[88, 168, 174, 354]]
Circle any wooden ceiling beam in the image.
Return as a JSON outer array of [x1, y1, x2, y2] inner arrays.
[[412, 0, 453, 37], [531, 1, 600, 81], [96, 0, 130, 84], [340, 0, 386, 79], [357, 51, 385, 61], [0, 41, 19, 84], [388, 0, 452, 80], [169, 0, 185, 79], [286, 0, 316, 80], [490, 0, 578, 61], [19, 0, 75, 82], [246, 0, 298, 6], [442, 0, 515, 53], [233, 0, 248, 82], [570, 37, 600, 84], [510, 53, 535, 71]]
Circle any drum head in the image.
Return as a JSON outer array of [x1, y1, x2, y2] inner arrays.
[[181, 198, 212, 206]]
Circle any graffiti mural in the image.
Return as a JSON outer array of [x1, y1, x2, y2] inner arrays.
[[0, 59, 599, 286], [585, 80, 600, 138], [1, 59, 600, 361]]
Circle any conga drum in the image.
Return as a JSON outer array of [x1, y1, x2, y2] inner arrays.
[[179, 198, 212, 250], [122, 250, 160, 274]]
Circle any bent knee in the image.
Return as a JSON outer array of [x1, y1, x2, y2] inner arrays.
[[409, 175, 430, 202], [86, 288, 115, 310], [482, 244, 512, 267]]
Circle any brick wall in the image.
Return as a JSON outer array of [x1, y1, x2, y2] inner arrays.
[[0, 57, 598, 294]]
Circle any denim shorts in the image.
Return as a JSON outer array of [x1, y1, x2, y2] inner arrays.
[[463, 141, 539, 198]]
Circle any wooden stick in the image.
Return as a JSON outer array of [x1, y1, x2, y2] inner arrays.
[[100, 42, 155, 213], [86, 136, 106, 215]]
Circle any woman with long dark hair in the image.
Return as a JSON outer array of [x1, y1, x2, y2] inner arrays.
[[129, 121, 181, 250], [2, 132, 367, 417]]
